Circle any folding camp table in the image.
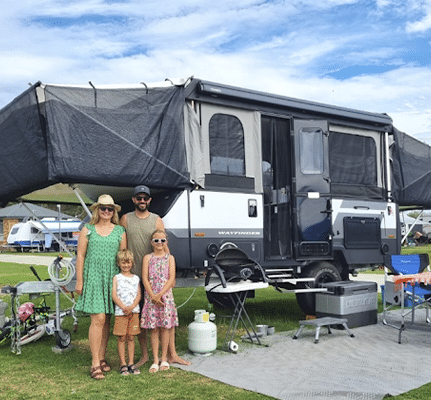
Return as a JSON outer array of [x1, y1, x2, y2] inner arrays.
[[205, 280, 269, 351]]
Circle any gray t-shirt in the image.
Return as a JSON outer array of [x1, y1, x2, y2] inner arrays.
[[125, 211, 159, 278]]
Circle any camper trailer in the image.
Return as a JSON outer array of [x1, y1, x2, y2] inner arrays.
[[1, 78, 430, 314], [7, 218, 81, 252]]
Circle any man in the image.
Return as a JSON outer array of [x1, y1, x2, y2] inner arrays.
[[120, 185, 190, 367]]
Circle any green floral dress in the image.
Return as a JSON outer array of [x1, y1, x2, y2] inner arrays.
[[75, 224, 125, 314]]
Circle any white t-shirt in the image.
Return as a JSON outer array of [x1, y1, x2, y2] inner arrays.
[[114, 273, 140, 316]]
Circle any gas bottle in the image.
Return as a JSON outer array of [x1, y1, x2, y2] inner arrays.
[[188, 310, 217, 355]]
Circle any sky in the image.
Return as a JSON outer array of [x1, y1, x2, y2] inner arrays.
[[1, 0, 431, 143]]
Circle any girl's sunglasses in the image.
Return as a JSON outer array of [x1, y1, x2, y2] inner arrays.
[[99, 206, 114, 212], [152, 238, 167, 243]]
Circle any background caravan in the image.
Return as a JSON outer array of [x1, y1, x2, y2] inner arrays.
[[7, 219, 82, 252], [1, 78, 430, 314]]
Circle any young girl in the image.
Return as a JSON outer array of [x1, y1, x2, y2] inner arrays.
[[141, 230, 178, 373], [112, 249, 141, 376]]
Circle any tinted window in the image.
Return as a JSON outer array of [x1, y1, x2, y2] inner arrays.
[[209, 114, 245, 176], [330, 132, 377, 186], [299, 128, 324, 174]]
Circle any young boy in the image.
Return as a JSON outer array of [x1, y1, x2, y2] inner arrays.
[[112, 249, 141, 375]]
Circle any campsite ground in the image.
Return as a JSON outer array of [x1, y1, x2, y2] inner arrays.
[[0, 249, 430, 399]]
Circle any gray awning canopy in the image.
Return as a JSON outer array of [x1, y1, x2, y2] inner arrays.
[[0, 82, 190, 205]]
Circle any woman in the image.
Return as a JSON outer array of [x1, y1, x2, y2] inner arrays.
[[75, 194, 126, 380]]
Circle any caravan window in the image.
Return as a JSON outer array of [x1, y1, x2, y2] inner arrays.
[[31, 227, 39, 234], [299, 128, 324, 175], [209, 114, 245, 176], [329, 132, 377, 186]]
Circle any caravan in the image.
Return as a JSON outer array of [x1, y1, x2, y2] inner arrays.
[[7, 218, 81, 252], [1, 78, 430, 313]]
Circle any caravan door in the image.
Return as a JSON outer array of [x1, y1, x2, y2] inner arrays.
[[261, 116, 292, 260], [292, 120, 333, 261]]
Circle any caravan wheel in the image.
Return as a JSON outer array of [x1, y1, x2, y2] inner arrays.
[[295, 261, 342, 316]]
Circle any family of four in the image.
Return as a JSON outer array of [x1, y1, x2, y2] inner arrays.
[[74, 185, 190, 379]]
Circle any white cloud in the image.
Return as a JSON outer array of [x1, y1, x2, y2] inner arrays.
[[0, 0, 431, 146]]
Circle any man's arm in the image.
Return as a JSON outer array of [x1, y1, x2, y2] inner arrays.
[[119, 213, 128, 248]]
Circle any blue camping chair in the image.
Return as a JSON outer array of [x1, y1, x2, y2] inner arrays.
[[383, 254, 431, 343]]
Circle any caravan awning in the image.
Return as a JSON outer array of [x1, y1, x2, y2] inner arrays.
[[0, 82, 191, 205]]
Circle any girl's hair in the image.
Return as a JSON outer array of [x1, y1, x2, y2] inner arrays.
[[117, 249, 134, 264], [89, 206, 120, 225], [151, 229, 168, 239]]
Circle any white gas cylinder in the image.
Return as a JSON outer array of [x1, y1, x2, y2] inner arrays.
[[188, 310, 217, 355]]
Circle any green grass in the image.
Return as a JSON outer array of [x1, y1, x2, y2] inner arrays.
[[0, 258, 430, 399]]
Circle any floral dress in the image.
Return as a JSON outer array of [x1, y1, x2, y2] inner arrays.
[[75, 224, 124, 314], [141, 253, 179, 329]]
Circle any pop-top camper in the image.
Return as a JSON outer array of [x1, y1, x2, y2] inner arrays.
[[7, 218, 81, 251], [1, 77, 431, 314]]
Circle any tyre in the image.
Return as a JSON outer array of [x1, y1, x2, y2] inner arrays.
[[0, 324, 12, 344], [296, 261, 342, 316], [19, 325, 46, 345], [55, 330, 71, 348]]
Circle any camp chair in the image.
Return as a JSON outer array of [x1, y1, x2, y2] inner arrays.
[[382, 254, 431, 343]]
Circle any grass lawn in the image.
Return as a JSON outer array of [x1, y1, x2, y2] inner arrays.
[[0, 255, 430, 399]]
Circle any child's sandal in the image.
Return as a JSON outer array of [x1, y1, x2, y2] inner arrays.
[[100, 359, 111, 372], [90, 366, 105, 380], [128, 364, 140, 375], [119, 365, 129, 376]]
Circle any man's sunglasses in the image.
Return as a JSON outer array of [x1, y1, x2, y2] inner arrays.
[[136, 195, 150, 202], [152, 238, 167, 243], [99, 206, 114, 212]]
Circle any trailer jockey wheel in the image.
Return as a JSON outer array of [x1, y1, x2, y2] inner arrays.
[[55, 330, 71, 348], [296, 261, 342, 316]]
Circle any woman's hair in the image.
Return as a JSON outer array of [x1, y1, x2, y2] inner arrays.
[[89, 206, 120, 225], [151, 229, 168, 239], [117, 249, 134, 264]]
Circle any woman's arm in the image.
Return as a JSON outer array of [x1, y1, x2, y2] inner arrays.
[[119, 231, 127, 251], [75, 226, 89, 295]]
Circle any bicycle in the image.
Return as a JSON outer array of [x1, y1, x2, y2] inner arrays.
[[0, 261, 76, 353]]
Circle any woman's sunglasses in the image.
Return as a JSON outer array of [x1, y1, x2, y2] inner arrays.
[[99, 206, 114, 212], [152, 238, 167, 243]]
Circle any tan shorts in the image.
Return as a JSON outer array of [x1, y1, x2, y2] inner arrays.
[[113, 313, 141, 337]]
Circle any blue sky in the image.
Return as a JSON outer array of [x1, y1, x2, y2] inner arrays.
[[1, 0, 431, 142]]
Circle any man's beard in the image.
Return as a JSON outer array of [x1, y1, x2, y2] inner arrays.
[[135, 202, 147, 212]]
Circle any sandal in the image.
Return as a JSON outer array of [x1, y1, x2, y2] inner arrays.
[[160, 361, 170, 371], [128, 364, 141, 375], [90, 366, 105, 380], [149, 363, 159, 373], [119, 365, 129, 376], [100, 359, 111, 372]]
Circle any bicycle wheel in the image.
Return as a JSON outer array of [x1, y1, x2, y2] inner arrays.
[[0, 325, 12, 344], [19, 325, 45, 345], [55, 330, 71, 348]]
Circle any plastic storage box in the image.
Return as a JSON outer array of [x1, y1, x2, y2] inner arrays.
[[316, 281, 378, 327]]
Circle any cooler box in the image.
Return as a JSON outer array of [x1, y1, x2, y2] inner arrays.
[[316, 281, 378, 327]]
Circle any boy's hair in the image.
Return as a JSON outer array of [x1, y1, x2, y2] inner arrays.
[[151, 229, 168, 239], [117, 249, 134, 264]]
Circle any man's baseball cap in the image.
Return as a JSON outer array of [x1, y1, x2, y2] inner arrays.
[[133, 185, 151, 197]]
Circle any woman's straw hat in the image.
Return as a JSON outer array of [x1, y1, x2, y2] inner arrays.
[[90, 194, 121, 212]]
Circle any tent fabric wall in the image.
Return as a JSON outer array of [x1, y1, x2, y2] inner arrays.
[[0, 83, 191, 205], [0, 83, 50, 204], [391, 127, 431, 208]]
